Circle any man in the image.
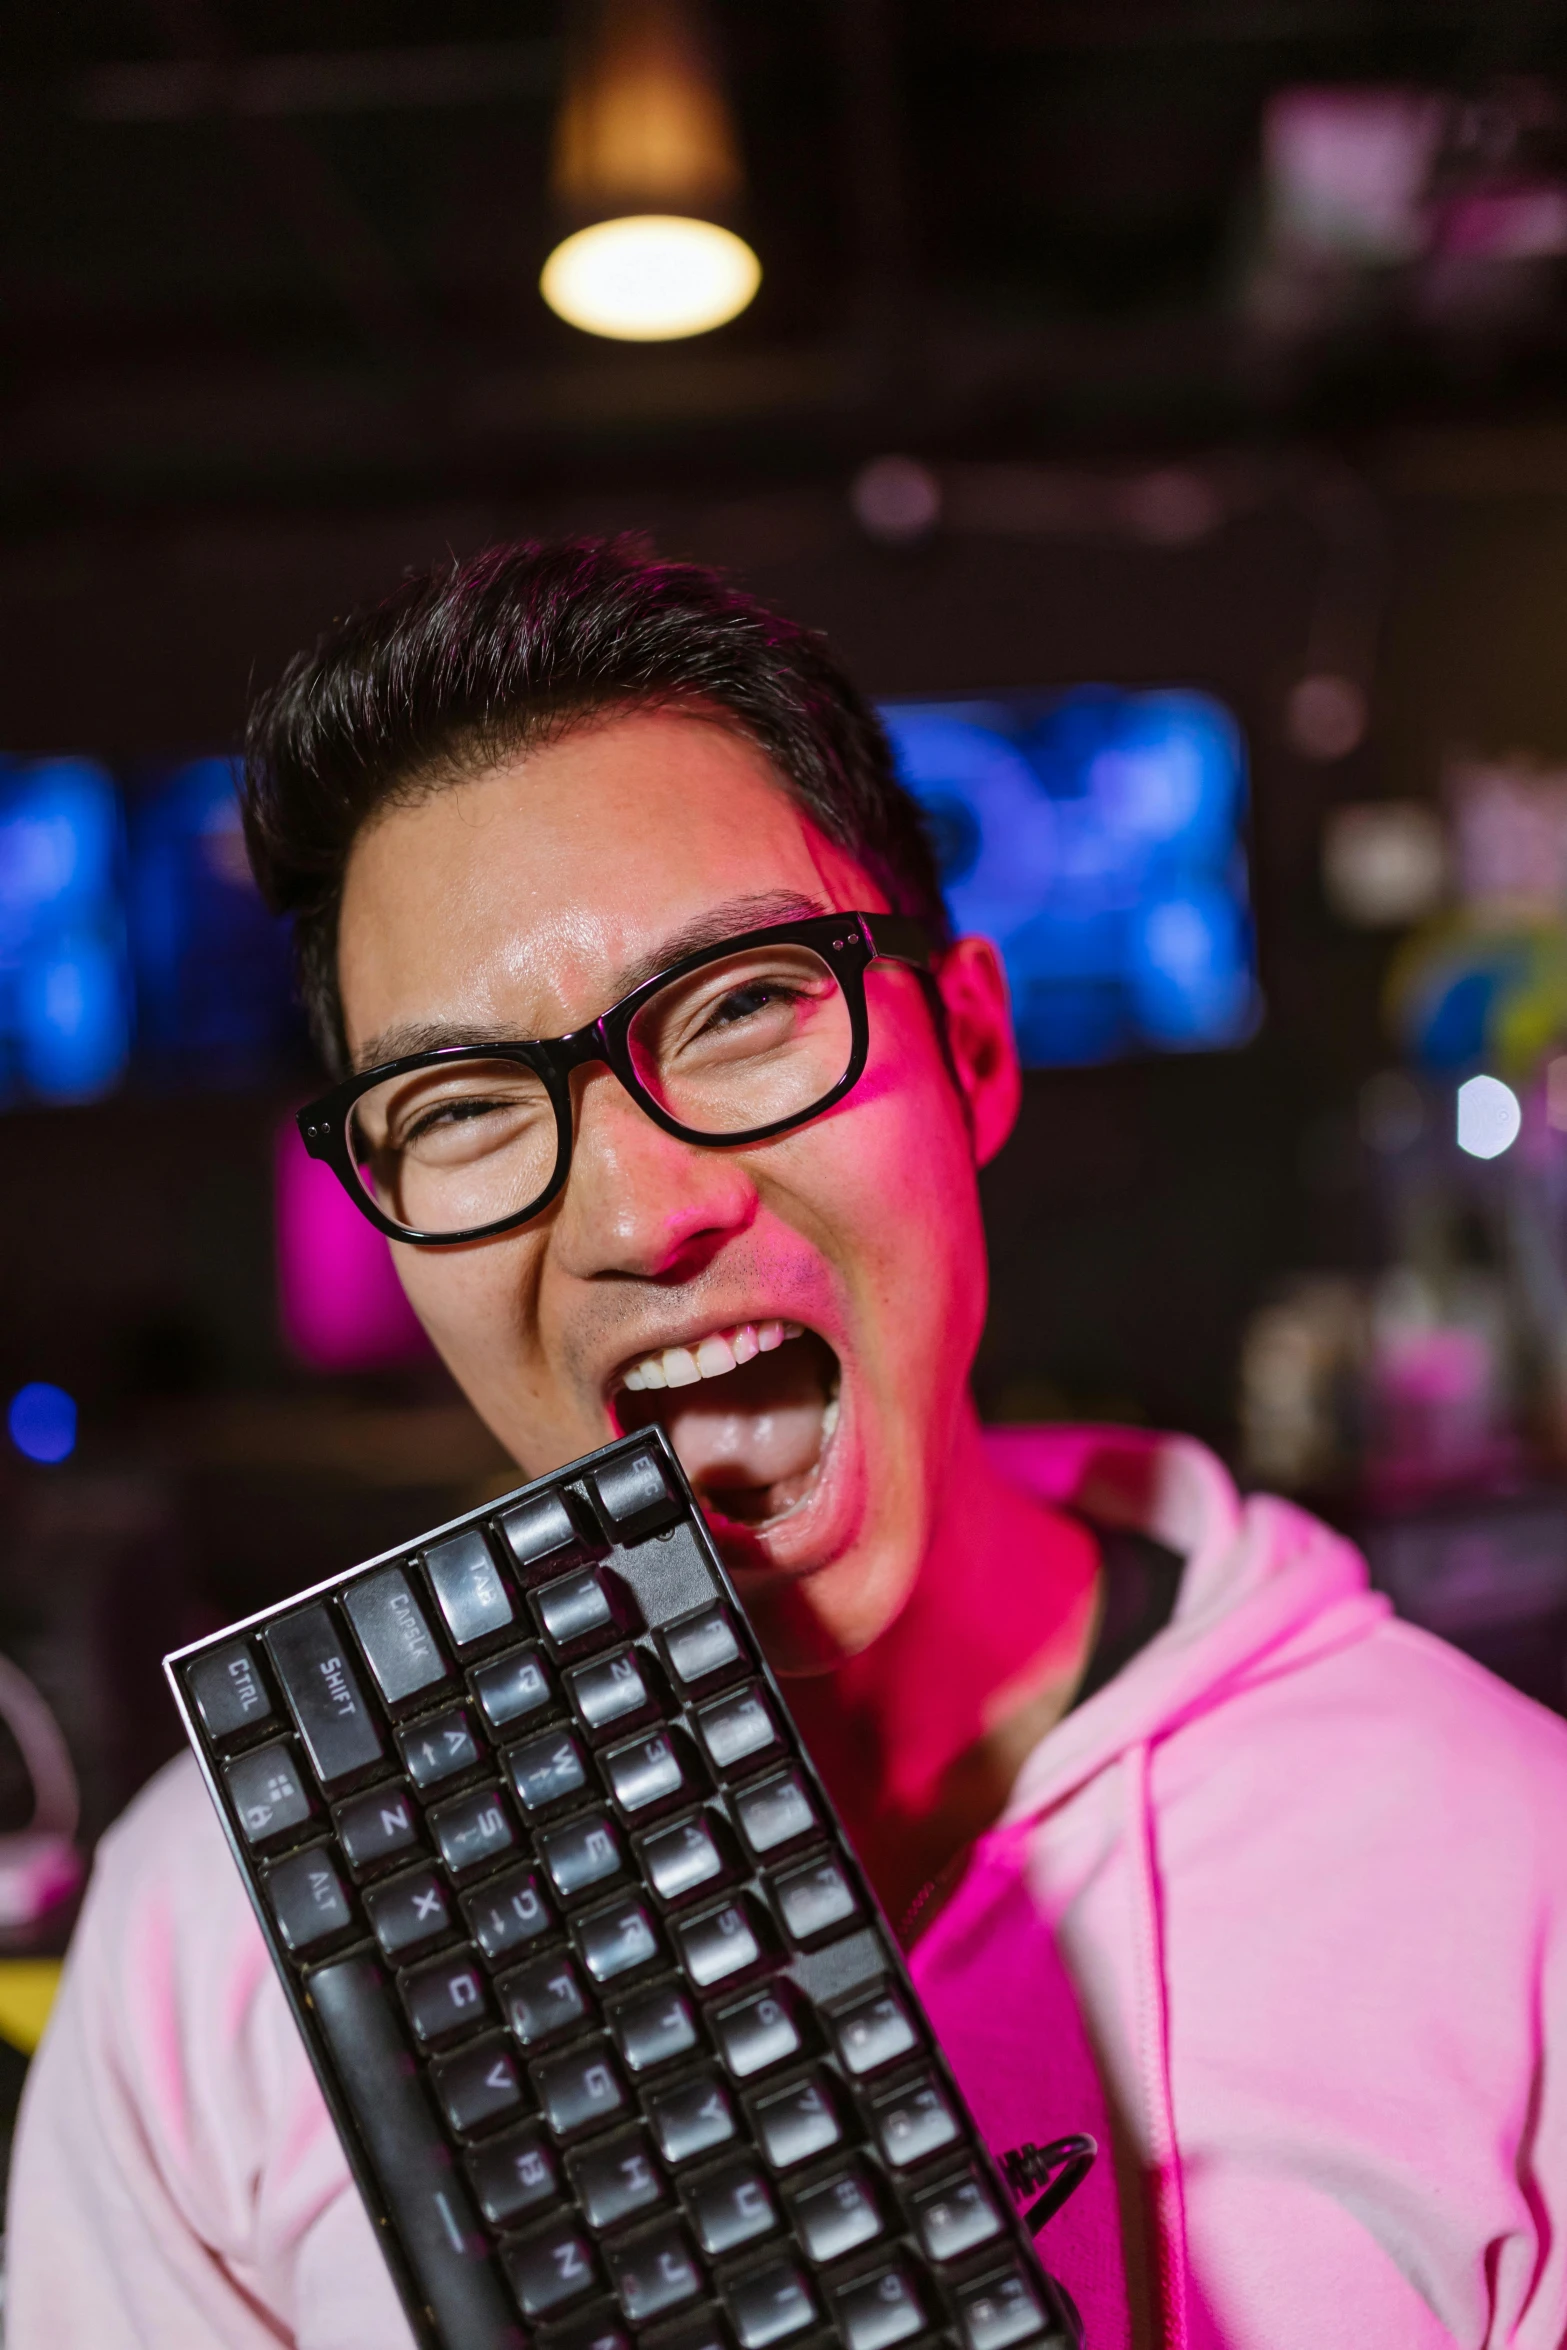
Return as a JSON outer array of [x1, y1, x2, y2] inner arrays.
[[11, 538, 1567, 2349]]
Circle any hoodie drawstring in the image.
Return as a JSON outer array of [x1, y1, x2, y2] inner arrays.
[[1126, 1738, 1190, 2350]]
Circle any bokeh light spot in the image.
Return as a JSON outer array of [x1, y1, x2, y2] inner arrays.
[[7, 1382, 77, 1464]]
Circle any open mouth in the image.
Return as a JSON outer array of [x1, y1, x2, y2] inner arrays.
[[611, 1321, 841, 1530]]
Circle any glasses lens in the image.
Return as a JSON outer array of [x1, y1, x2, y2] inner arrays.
[[628, 944, 853, 1136], [347, 1055, 559, 1238]]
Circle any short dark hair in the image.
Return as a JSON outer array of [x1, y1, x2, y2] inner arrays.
[[241, 536, 949, 1073]]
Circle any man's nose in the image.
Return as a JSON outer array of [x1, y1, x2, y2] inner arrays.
[[550, 1067, 758, 1280]]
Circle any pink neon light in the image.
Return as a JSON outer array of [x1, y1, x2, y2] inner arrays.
[[274, 1117, 428, 1370]]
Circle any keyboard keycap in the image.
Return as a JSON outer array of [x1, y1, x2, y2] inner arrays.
[[772, 1853, 859, 1946], [499, 1490, 589, 1579], [686, 2155, 777, 2257], [640, 1813, 727, 1904], [224, 1741, 316, 1849], [432, 2033, 526, 2136], [264, 1606, 386, 1792], [955, 2264, 1052, 2350], [724, 2254, 816, 2350], [578, 1894, 660, 1986], [498, 1951, 589, 2047], [184, 1639, 278, 1747], [507, 1728, 589, 1814], [400, 1947, 494, 2050], [733, 1769, 818, 1861], [263, 1847, 352, 1955], [533, 2041, 630, 2138], [604, 1728, 696, 1819], [674, 1896, 768, 1991], [606, 2217, 703, 2324], [549, 2309, 632, 2350], [335, 1780, 422, 1877], [534, 1569, 617, 1653], [870, 2073, 959, 2170], [660, 1604, 743, 1693], [712, 1989, 801, 2081], [832, 1986, 918, 2079], [471, 1645, 555, 1735], [607, 1983, 700, 2076], [567, 1647, 655, 1738], [504, 2215, 601, 2319], [791, 2164, 884, 2265], [364, 1865, 456, 1964], [343, 1567, 452, 1712], [569, 2126, 668, 2231], [912, 2167, 1005, 2263], [397, 1706, 483, 1792], [832, 2260, 927, 2350], [646, 2070, 738, 2166], [463, 1864, 557, 1964], [540, 1811, 626, 1904], [468, 2120, 560, 2228], [589, 1449, 681, 1543], [429, 1783, 518, 1879], [424, 1528, 515, 1649], [693, 1686, 783, 1778], [750, 2073, 842, 2171]]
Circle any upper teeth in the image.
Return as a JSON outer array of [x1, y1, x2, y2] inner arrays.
[[622, 1320, 803, 1392]]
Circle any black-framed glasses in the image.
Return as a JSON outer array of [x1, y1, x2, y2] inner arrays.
[[298, 910, 936, 1246]]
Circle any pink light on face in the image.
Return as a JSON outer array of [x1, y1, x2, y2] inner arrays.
[[274, 1116, 428, 1371]]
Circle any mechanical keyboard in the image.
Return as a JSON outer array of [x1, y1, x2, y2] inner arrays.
[[165, 1429, 1081, 2350]]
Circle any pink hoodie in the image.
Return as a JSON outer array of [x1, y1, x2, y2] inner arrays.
[[10, 1428, 1567, 2349]]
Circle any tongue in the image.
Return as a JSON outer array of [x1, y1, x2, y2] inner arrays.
[[618, 1335, 834, 1522]]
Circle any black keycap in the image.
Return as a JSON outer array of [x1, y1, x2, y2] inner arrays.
[[499, 1490, 588, 1579], [343, 1567, 452, 1712], [589, 1449, 681, 1543], [263, 1846, 352, 1956], [673, 1896, 767, 1991], [569, 2126, 668, 2231], [400, 1946, 494, 2050], [540, 1810, 626, 1903], [549, 2307, 633, 2350], [424, 1527, 515, 1649], [733, 1771, 818, 1861], [335, 1780, 421, 1877], [504, 2215, 601, 2319], [712, 1989, 801, 2081], [724, 2253, 816, 2350], [534, 1569, 616, 1653], [533, 2041, 630, 2138], [432, 2032, 526, 2136], [661, 1604, 744, 1693], [185, 1639, 278, 1747], [471, 1645, 555, 1735], [645, 2070, 738, 2166], [791, 2164, 884, 2265], [686, 2156, 777, 2257], [567, 1647, 655, 1739], [870, 2073, 959, 2170], [646, 2315, 731, 2350], [833, 2260, 927, 2350], [364, 1865, 456, 1963], [832, 1987, 918, 2080], [497, 1951, 589, 2048], [912, 2168, 1005, 2264], [607, 1982, 700, 2076], [463, 1864, 557, 1964], [956, 2264, 1052, 2350], [772, 1853, 859, 1946], [506, 1728, 589, 1814], [309, 1956, 519, 2345], [578, 1893, 660, 1986], [605, 2217, 703, 2325], [639, 1813, 726, 1904], [429, 1783, 518, 1879], [264, 1605, 386, 1791], [224, 1741, 316, 1849], [604, 1728, 695, 1819], [397, 1706, 482, 1791], [468, 2120, 560, 2228], [693, 1686, 783, 1778], [750, 2073, 843, 2172]]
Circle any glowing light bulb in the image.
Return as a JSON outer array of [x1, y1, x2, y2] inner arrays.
[[1456, 1073, 1521, 1160], [540, 214, 759, 341]]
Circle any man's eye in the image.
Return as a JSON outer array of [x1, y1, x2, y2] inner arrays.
[[403, 1095, 506, 1140], [706, 983, 794, 1029]]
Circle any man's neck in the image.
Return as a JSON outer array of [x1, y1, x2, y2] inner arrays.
[[784, 1402, 1102, 1923]]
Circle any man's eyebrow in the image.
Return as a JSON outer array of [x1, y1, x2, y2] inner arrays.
[[352, 890, 829, 1073]]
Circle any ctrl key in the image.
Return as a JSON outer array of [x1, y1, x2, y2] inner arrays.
[[224, 1740, 316, 1849], [263, 1846, 353, 1957]]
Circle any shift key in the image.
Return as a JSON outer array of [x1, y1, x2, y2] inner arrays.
[[265, 1604, 386, 1790]]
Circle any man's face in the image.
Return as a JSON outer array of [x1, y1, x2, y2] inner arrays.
[[337, 709, 1019, 1670]]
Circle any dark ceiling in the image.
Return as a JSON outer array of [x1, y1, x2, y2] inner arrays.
[[6, 1, 1567, 530]]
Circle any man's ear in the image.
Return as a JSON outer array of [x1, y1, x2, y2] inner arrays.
[[934, 934, 1021, 1166]]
